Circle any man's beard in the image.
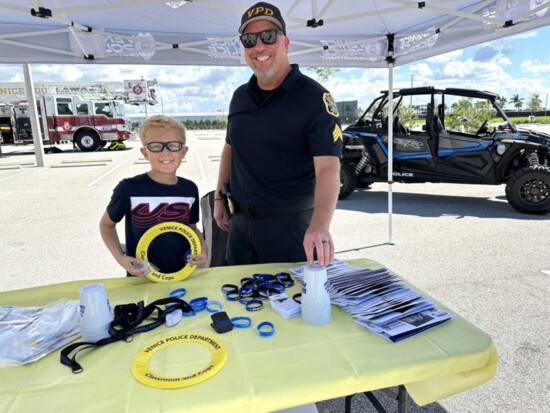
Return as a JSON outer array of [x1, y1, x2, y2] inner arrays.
[[253, 61, 278, 83]]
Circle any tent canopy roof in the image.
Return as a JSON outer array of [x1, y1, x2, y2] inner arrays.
[[0, 0, 549, 68]]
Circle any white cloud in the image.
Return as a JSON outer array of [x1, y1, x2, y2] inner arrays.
[[521, 59, 550, 75], [427, 49, 463, 64]]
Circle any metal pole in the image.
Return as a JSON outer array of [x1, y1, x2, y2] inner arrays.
[[23, 64, 45, 167], [388, 64, 394, 245]]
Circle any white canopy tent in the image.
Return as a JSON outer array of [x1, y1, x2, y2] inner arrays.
[[1, 0, 549, 241]]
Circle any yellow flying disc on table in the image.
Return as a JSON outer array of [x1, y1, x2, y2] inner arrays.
[[136, 222, 201, 283], [132, 332, 227, 389]]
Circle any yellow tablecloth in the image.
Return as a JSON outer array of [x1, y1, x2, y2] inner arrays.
[[0, 259, 497, 413]]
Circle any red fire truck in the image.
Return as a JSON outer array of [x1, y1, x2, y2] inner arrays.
[[0, 80, 156, 152]]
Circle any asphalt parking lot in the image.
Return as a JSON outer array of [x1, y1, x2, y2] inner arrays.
[[0, 128, 549, 412]]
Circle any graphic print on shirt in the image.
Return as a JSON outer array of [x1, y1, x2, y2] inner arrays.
[[130, 196, 195, 228]]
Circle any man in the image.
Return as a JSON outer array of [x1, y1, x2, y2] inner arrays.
[[214, 2, 342, 266]]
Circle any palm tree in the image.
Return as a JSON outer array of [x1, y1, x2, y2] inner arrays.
[[510, 94, 524, 111], [527, 94, 542, 112]]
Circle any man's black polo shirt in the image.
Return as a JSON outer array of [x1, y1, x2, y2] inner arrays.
[[226, 64, 343, 206]]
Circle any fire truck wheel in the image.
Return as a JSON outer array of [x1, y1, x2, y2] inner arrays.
[[75, 131, 100, 152]]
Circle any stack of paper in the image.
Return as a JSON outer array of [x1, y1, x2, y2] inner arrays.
[[269, 293, 301, 319], [290, 260, 452, 342]]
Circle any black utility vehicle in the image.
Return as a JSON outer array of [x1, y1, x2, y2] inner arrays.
[[340, 87, 550, 214]]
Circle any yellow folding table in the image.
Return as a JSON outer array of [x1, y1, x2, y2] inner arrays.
[[0, 259, 497, 413]]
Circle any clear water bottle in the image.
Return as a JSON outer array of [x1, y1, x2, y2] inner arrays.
[[301, 264, 331, 325]]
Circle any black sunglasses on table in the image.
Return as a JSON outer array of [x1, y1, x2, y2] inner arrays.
[[145, 141, 184, 152], [240, 29, 283, 48]]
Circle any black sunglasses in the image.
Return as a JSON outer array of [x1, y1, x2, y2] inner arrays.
[[240, 29, 283, 48], [145, 141, 184, 152]]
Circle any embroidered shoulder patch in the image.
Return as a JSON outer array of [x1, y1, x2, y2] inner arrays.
[[323, 93, 339, 117], [332, 124, 343, 142]]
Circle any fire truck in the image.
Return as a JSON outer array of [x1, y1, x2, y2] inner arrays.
[[0, 80, 156, 152]]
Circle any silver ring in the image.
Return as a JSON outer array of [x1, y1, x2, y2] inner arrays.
[[322, 240, 329, 244]]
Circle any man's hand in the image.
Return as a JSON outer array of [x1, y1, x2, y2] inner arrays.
[[214, 199, 230, 231], [304, 227, 334, 266]]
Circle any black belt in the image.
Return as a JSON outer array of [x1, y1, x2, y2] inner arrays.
[[233, 198, 314, 218]]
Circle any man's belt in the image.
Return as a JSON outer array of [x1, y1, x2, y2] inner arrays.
[[233, 198, 314, 218]]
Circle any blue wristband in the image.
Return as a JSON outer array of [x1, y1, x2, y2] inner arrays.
[[231, 316, 252, 328], [257, 321, 275, 337], [169, 288, 187, 299], [190, 297, 208, 312], [225, 291, 239, 301], [221, 284, 238, 294], [245, 299, 263, 312], [206, 299, 222, 313]]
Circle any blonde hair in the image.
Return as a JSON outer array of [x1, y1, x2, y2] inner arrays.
[[139, 115, 186, 145]]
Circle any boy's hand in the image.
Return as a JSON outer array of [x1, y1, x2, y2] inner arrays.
[[187, 251, 207, 268], [122, 256, 150, 276]]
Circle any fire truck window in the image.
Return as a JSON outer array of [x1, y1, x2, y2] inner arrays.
[[95, 103, 113, 118], [76, 103, 89, 115], [57, 102, 73, 115]]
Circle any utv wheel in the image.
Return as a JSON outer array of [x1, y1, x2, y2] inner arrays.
[[505, 165, 550, 214], [339, 161, 357, 200], [75, 130, 100, 152]]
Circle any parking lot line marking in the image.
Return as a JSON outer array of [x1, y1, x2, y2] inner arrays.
[[87, 152, 138, 187], [0, 166, 37, 182], [195, 149, 206, 180]]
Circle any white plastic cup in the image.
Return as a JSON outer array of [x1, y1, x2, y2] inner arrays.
[[301, 264, 331, 325], [79, 283, 113, 342]]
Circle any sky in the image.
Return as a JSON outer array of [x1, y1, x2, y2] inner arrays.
[[1, 24, 550, 115]]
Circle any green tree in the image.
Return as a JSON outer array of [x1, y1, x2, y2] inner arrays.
[[527, 94, 542, 113], [445, 98, 493, 134], [306, 67, 340, 82], [497, 96, 507, 109], [510, 94, 524, 111]]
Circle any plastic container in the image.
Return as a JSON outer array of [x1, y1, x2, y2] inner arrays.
[[301, 264, 331, 325], [79, 283, 113, 342]]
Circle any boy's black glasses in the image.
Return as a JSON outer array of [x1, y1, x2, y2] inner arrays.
[[239, 29, 283, 48], [145, 141, 184, 152]]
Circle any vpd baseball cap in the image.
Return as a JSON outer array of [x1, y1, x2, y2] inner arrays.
[[239, 2, 286, 34]]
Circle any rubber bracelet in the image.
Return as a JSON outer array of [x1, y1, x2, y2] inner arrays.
[[245, 299, 263, 312], [181, 308, 196, 317], [225, 291, 239, 301], [190, 297, 208, 312], [206, 300, 222, 313], [230, 316, 252, 328], [221, 284, 239, 294], [293, 293, 302, 304], [257, 321, 275, 337], [276, 272, 295, 288], [239, 295, 255, 304], [169, 288, 187, 299], [253, 273, 276, 283]]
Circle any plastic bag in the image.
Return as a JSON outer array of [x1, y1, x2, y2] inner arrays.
[[0, 299, 80, 367]]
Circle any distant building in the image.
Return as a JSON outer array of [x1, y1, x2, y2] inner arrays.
[[127, 111, 226, 123], [336, 100, 358, 124]]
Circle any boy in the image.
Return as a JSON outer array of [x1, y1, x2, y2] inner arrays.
[[100, 115, 207, 276]]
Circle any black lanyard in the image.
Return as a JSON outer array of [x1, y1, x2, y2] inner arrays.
[[60, 297, 193, 373]]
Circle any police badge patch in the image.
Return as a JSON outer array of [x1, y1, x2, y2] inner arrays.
[[323, 93, 339, 117]]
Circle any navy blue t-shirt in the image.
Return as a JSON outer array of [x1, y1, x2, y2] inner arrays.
[[106, 173, 200, 273], [226, 64, 343, 205]]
